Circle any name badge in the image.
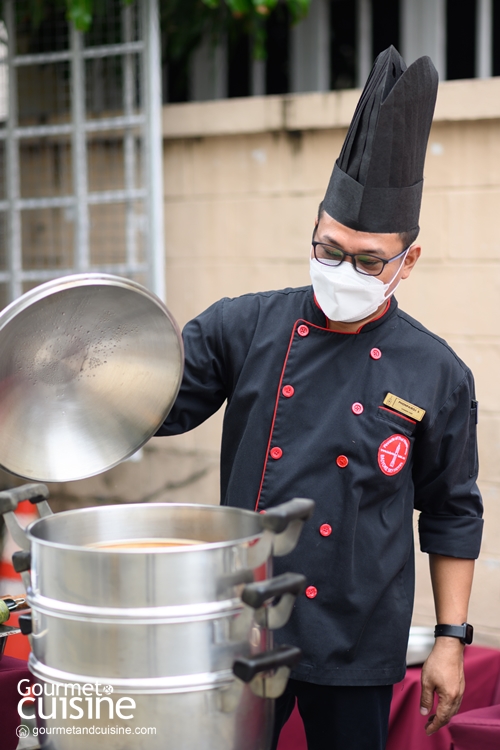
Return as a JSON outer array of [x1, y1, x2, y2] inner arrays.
[[383, 393, 426, 422]]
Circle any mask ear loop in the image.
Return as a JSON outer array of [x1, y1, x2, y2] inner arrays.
[[382, 247, 411, 302]]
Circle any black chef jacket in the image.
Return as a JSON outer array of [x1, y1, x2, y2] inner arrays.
[[158, 286, 483, 687]]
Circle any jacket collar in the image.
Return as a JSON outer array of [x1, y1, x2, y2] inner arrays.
[[305, 286, 399, 334]]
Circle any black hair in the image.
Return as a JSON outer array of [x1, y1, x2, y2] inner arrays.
[[316, 201, 419, 248]]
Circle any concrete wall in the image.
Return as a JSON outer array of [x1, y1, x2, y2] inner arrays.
[[15, 77, 500, 643]]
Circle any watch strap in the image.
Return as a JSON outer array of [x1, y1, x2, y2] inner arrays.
[[434, 623, 473, 645]]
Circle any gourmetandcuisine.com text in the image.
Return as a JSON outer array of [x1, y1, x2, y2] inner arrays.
[[29, 726, 157, 736]]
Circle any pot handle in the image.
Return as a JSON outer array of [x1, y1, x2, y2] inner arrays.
[[233, 644, 302, 699], [12, 550, 32, 592], [0, 483, 52, 515], [17, 614, 33, 653], [0, 483, 51, 551], [18, 614, 32, 636], [260, 498, 315, 557], [241, 572, 306, 629]]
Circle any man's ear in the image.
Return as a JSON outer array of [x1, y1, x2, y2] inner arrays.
[[401, 244, 421, 280]]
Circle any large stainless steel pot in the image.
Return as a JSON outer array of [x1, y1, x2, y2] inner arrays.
[[0, 273, 183, 481], [1, 485, 314, 750]]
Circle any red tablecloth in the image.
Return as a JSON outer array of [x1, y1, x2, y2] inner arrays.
[[448, 704, 500, 750], [0, 654, 32, 750], [277, 646, 500, 750]]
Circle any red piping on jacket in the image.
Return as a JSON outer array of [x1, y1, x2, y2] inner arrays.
[[378, 405, 416, 425], [254, 320, 300, 511]]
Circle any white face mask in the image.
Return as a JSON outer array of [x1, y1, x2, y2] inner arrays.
[[309, 251, 408, 324]]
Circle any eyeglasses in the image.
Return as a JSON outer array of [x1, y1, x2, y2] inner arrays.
[[312, 239, 409, 277]]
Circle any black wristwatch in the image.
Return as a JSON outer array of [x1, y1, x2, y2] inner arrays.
[[434, 623, 473, 645]]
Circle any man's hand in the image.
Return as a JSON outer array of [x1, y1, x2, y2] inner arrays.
[[420, 637, 465, 735], [421, 553, 475, 734]]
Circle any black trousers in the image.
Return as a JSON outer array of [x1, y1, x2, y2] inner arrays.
[[270, 679, 393, 750]]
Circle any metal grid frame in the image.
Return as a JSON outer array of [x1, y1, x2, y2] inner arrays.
[[0, 0, 165, 302]]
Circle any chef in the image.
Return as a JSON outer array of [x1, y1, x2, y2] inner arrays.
[[158, 47, 483, 750]]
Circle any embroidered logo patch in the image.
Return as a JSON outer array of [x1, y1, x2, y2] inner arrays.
[[378, 434, 410, 476]]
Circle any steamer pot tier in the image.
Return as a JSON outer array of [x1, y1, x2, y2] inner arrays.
[[1, 485, 315, 750]]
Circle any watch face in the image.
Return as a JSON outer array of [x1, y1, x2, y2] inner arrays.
[[465, 623, 474, 644]]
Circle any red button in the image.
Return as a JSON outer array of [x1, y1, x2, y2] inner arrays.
[[336, 455, 349, 468], [319, 524, 332, 537], [370, 348, 382, 360], [282, 385, 295, 398], [297, 325, 310, 337], [352, 402, 364, 415], [259, 510, 266, 514], [270, 447, 283, 460], [305, 586, 318, 599]]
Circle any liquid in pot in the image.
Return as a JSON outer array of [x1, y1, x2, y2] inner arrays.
[[88, 538, 205, 550]]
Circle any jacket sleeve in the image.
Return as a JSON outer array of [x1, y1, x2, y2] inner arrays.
[[156, 299, 228, 436], [412, 369, 483, 559]]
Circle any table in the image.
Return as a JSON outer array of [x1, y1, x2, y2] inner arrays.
[[0, 653, 32, 750], [3, 645, 500, 750], [277, 646, 500, 750], [448, 704, 500, 750]]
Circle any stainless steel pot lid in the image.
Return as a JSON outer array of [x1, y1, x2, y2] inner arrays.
[[0, 274, 183, 482]]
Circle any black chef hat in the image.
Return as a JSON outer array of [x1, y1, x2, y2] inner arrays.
[[323, 46, 438, 234]]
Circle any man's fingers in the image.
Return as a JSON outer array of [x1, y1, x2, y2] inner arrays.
[[426, 708, 449, 735], [425, 692, 463, 735], [419, 680, 434, 716], [424, 713, 437, 732]]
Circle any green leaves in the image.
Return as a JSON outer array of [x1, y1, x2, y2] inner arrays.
[[202, 0, 307, 18], [65, 0, 93, 31], [200, 0, 310, 57], [252, 0, 279, 13], [286, 0, 310, 22], [7, 0, 312, 63]]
